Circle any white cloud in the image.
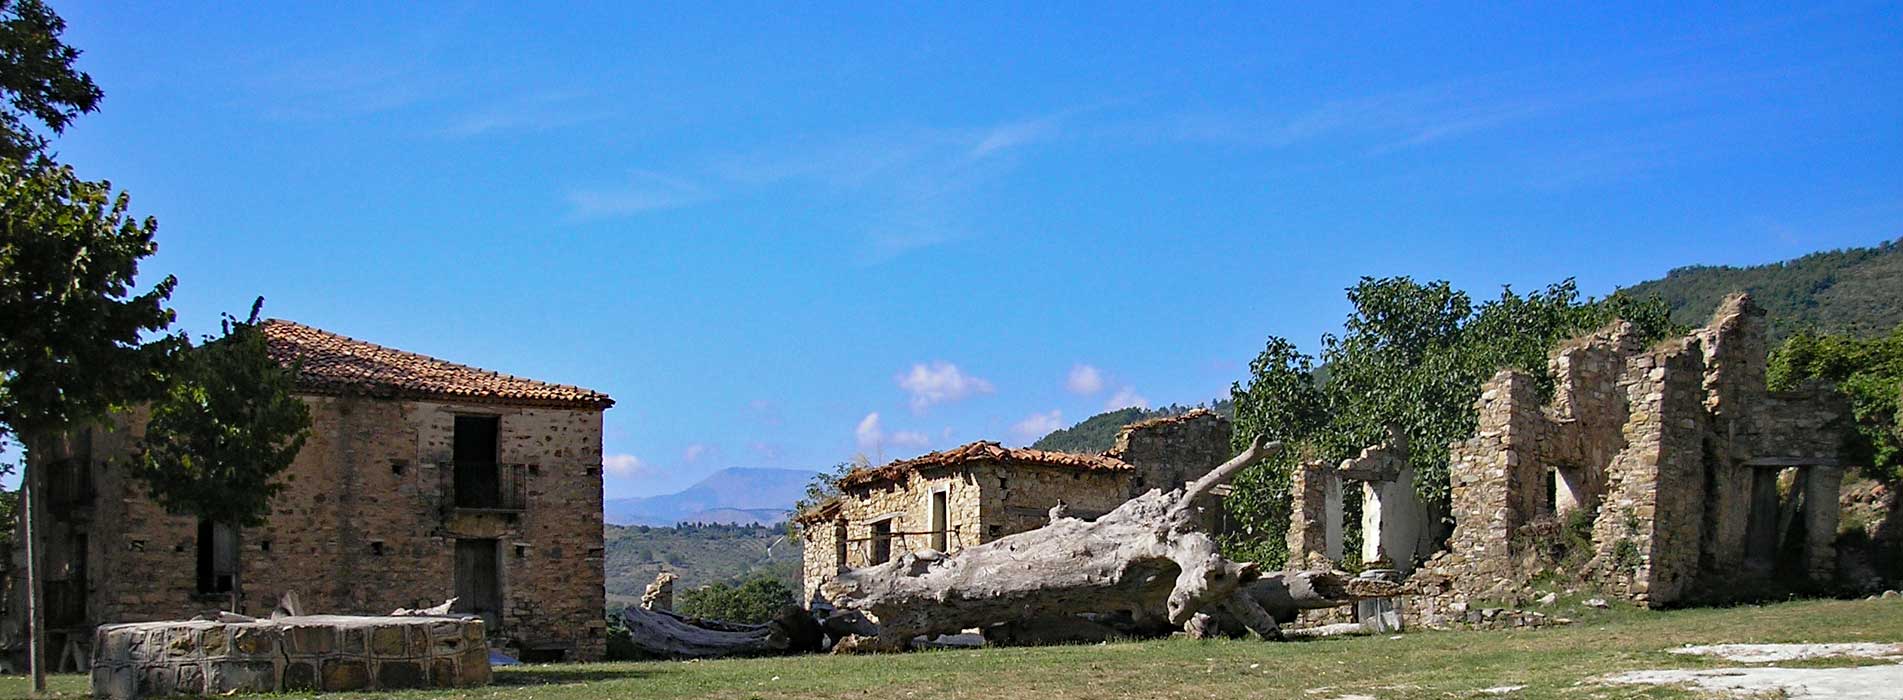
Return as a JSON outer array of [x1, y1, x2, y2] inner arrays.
[[1105, 387, 1150, 411], [1011, 410, 1065, 444], [855, 412, 886, 452], [682, 443, 710, 463], [897, 361, 995, 412], [890, 431, 931, 449], [602, 454, 655, 479], [1066, 364, 1105, 395]]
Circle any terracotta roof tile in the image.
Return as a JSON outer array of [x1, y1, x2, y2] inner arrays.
[[260, 319, 613, 409], [837, 441, 1129, 489], [1117, 407, 1224, 434]]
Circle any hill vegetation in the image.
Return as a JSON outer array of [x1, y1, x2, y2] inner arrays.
[[1621, 237, 1902, 341], [1029, 401, 1233, 454], [602, 522, 801, 610]]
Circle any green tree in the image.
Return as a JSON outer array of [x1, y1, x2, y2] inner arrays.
[[676, 575, 795, 624], [129, 300, 313, 528], [1768, 324, 1903, 480], [0, 0, 102, 162], [1224, 277, 1678, 567], [0, 159, 178, 691]]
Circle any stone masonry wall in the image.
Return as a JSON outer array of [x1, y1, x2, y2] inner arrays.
[[77, 396, 607, 661], [802, 462, 1127, 605], [1428, 294, 1853, 610], [90, 615, 489, 699]]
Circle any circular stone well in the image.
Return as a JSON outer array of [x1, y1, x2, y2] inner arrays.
[[90, 615, 490, 699]]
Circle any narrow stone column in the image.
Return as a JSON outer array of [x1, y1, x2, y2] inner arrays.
[[1803, 465, 1844, 582]]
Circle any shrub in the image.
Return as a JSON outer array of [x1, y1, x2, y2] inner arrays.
[[676, 575, 794, 624]]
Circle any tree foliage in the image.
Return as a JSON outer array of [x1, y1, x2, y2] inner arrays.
[[676, 575, 795, 624], [1225, 277, 1679, 567], [0, 0, 102, 162], [1769, 323, 1903, 481], [0, 159, 178, 448], [129, 301, 312, 527]]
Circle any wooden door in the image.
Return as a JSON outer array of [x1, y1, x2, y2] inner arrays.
[[454, 539, 502, 625]]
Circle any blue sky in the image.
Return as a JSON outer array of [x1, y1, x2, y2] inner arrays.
[[18, 1, 1900, 497]]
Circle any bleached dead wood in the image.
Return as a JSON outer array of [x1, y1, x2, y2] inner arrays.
[[820, 436, 1284, 651], [618, 605, 821, 659]]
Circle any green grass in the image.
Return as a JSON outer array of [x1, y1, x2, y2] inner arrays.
[[9, 598, 1900, 700]]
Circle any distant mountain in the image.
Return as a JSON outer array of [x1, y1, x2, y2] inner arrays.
[[604, 467, 818, 526], [1620, 238, 1902, 341], [1031, 401, 1234, 454]]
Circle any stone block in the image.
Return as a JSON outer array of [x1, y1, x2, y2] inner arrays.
[[205, 660, 277, 695], [320, 658, 370, 692], [284, 625, 333, 655], [459, 648, 492, 686], [281, 661, 318, 691], [198, 628, 228, 658], [175, 663, 204, 695], [370, 624, 409, 657], [138, 666, 174, 697], [431, 658, 459, 688], [231, 626, 280, 657], [377, 660, 429, 689]]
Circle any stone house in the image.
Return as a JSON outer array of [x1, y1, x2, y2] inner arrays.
[[20, 319, 614, 666], [1289, 293, 1855, 621], [798, 409, 1233, 604]]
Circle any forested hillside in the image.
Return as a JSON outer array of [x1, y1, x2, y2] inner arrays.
[[1620, 238, 1901, 341], [602, 523, 801, 610], [1030, 401, 1233, 454]]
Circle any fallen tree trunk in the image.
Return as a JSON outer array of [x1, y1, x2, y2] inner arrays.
[[618, 605, 822, 659], [982, 569, 1406, 645], [821, 436, 1284, 650]]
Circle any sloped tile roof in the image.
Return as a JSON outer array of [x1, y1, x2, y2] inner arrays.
[[260, 319, 614, 409], [837, 440, 1130, 489]]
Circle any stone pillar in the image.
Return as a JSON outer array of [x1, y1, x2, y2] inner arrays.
[[1360, 467, 1426, 572], [1286, 460, 1341, 565], [1803, 464, 1844, 583]]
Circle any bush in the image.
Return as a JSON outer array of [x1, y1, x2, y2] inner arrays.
[[676, 576, 794, 624]]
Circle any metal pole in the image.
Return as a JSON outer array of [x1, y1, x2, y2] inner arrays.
[[23, 455, 46, 694]]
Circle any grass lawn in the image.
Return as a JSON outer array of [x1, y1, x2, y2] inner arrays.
[[7, 597, 1899, 700]]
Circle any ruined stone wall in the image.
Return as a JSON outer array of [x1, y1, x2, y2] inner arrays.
[[1590, 338, 1708, 604], [1430, 294, 1852, 609], [78, 396, 607, 661], [831, 467, 986, 570], [1108, 409, 1234, 496], [801, 461, 1127, 605]]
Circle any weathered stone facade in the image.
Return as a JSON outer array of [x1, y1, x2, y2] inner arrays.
[[799, 410, 1233, 604], [90, 615, 489, 699], [1426, 294, 1852, 608], [21, 320, 614, 665]]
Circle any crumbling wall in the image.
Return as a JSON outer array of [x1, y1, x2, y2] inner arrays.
[[1426, 293, 1854, 609]]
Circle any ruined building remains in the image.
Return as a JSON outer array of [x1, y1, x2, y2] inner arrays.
[[1291, 294, 1853, 613], [21, 320, 614, 666], [798, 409, 1232, 604]]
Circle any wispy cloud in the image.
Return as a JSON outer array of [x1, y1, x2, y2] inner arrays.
[[681, 443, 711, 464], [897, 361, 996, 412], [1066, 364, 1105, 396], [1106, 386, 1149, 411], [565, 170, 708, 220], [1011, 410, 1065, 444], [564, 110, 1075, 261], [441, 91, 609, 138], [603, 453, 657, 479]]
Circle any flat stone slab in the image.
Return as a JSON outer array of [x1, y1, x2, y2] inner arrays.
[[1669, 642, 1903, 663], [91, 615, 491, 699]]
